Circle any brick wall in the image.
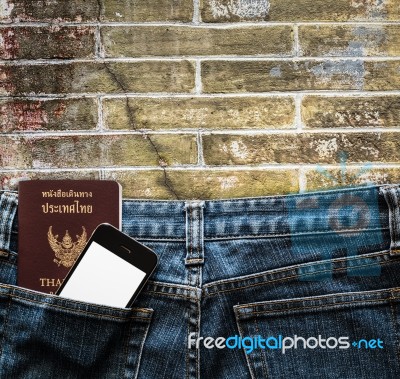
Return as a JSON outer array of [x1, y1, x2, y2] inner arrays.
[[0, 0, 399, 199]]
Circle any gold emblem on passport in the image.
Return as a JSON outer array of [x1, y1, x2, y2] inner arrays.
[[47, 226, 87, 268]]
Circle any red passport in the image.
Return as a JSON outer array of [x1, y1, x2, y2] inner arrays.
[[18, 180, 121, 294]]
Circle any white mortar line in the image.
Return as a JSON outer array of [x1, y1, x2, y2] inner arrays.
[[3, 56, 400, 65], [3, 163, 400, 173], [197, 131, 205, 166], [293, 24, 299, 57], [3, 128, 400, 137], [195, 59, 202, 95], [97, 96, 104, 131], [192, 0, 200, 24], [2, 21, 400, 27], [295, 94, 303, 131], [3, 91, 400, 99], [298, 167, 307, 192]]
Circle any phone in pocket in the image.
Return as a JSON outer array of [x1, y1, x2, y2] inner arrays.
[[56, 223, 158, 308]]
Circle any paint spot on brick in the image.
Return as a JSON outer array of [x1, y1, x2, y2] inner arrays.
[[309, 60, 365, 90], [218, 175, 239, 189], [0, 0, 14, 17], [269, 66, 282, 77], [310, 137, 338, 158], [230, 140, 249, 159], [351, 0, 388, 20], [209, 0, 270, 20]]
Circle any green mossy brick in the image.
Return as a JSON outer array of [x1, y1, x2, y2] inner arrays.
[[0, 171, 100, 191], [102, 0, 193, 22], [305, 168, 400, 191], [302, 96, 400, 128], [299, 25, 400, 57], [104, 169, 299, 199], [1, 61, 195, 95], [0, 134, 197, 169], [201, 60, 368, 93], [101, 25, 293, 57], [202, 133, 400, 165], [103, 96, 295, 130], [201, 0, 400, 22]]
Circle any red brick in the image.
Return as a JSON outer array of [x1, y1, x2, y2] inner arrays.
[[0, 27, 95, 60], [0, 98, 97, 132]]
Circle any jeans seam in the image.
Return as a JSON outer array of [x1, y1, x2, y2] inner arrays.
[[389, 290, 400, 366], [204, 251, 391, 296], [0, 294, 12, 360], [237, 297, 396, 317], [204, 227, 389, 241], [133, 313, 152, 379], [255, 315, 269, 379], [206, 260, 388, 297], [8, 293, 153, 320], [123, 318, 134, 379], [235, 312, 257, 379], [236, 287, 399, 309]]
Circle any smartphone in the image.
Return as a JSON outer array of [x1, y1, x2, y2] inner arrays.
[[56, 223, 158, 308]]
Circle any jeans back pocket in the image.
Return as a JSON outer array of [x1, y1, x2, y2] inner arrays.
[[0, 284, 153, 379], [234, 288, 400, 379]]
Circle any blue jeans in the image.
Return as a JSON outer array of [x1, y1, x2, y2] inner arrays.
[[0, 184, 400, 378]]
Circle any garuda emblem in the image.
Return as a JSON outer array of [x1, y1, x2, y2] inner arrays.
[[47, 226, 87, 268]]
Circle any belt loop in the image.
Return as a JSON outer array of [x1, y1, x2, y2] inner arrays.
[[184, 200, 205, 266], [379, 185, 400, 256], [0, 192, 18, 256]]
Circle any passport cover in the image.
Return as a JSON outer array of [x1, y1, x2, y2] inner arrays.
[[18, 180, 121, 294]]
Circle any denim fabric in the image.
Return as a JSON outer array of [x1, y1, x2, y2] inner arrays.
[[0, 185, 400, 378]]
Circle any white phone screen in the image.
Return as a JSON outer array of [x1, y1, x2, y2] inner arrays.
[[59, 241, 146, 308]]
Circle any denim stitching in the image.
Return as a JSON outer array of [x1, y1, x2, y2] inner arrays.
[[204, 251, 390, 293], [205, 258, 395, 298], [2, 284, 153, 313], [236, 297, 397, 317], [204, 227, 389, 241], [388, 290, 400, 365], [236, 287, 399, 310], [133, 313, 153, 379], [0, 294, 12, 360], [8, 293, 153, 320], [254, 315, 269, 379], [234, 311, 257, 379], [123, 318, 134, 379]]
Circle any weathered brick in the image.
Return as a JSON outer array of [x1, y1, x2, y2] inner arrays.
[[302, 96, 400, 128], [201, 0, 400, 22], [299, 25, 400, 57], [202, 60, 400, 93], [0, 171, 100, 191], [0, 26, 95, 60], [103, 96, 295, 130], [364, 61, 400, 90], [0, 0, 99, 22], [305, 167, 400, 191], [101, 26, 293, 57], [0, 134, 197, 169], [0, 61, 195, 95], [103, 169, 299, 199], [102, 0, 193, 22], [0, 98, 98, 132], [202, 132, 400, 165]]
